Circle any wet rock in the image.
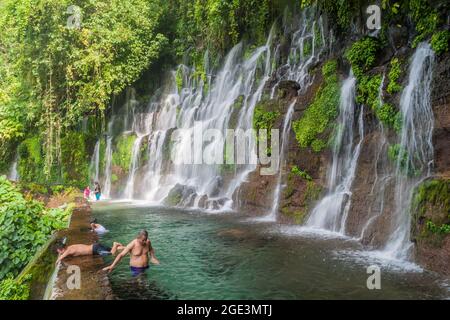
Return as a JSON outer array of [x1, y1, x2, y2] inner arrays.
[[163, 183, 196, 206], [276, 80, 300, 100], [207, 176, 223, 197]]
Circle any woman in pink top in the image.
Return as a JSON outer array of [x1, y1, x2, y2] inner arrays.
[[83, 186, 91, 199]]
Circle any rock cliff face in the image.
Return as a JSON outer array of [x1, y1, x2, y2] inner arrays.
[[236, 38, 450, 274], [90, 2, 450, 275]]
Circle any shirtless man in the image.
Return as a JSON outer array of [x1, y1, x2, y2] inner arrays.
[[56, 241, 124, 264], [102, 230, 160, 276]]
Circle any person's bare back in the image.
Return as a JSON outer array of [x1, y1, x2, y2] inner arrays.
[[56, 242, 124, 264]]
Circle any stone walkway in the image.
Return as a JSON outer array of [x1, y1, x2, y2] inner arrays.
[[50, 199, 115, 300]]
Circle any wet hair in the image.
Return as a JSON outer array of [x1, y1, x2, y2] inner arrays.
[[138, 230, 148, 240], [90, 218, 97, 224], [55, 241, 66, 252]]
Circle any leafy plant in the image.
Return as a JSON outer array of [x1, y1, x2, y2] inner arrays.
[[0, 176, 71, 281], [409, 0, 440, 47], [387, 58, 402, 94], [345, 37, 380, 79], [292, 60, 340, 152], [291, 166, 312, 181], [431, 30, 450, 55], [376, 103, 402, 132], [0, 275, 31, 300]]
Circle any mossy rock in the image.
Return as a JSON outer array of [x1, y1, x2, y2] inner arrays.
[[112, 133, 137, 173], [411, 179, 450, 247]]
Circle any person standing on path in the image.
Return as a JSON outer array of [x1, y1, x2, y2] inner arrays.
[[94, 181, 101, 201]]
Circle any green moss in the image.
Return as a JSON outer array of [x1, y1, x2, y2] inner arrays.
[[0, 275, 31, 300], [356, 74, 382, 109], [164, 189, 182, 206], [60, 131, 90, 189], [376, 103, 402, 132], [253, 99, 281, 154], [281, 207, 308, 225], [291, 165, 312, 181], [387, 57, 402, 94], [431, 30, 450, 55], [111, 174, 119, 183], [17, 137, 45, 184], [410, 0, 440, 47], [303, 39, 312, 57], [345, 37, 380, 79], [412, 179, 450, 245], [112, 134, 136, 173], [388, 143, 421, 177], [292, 60, 340, 152]]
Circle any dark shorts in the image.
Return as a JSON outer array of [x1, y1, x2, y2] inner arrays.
[[92, 243, 111, 256], [130, 265, 149, 276]]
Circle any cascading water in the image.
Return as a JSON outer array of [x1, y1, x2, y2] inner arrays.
[[264, 100, 296, 221], [103, 137, 113, 199], [89, 140, 100, 184], [129, 25, 280, 210], [8, 155, 19, 181], [94, 7, 331, 212], [123, 136, 143, 199], [263, 9, 329, 220], [382, 43, 435, 260], [306, 73, 365, 233], [359, 74, 392, 241]]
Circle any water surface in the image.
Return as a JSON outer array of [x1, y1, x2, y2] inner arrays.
[[94, 202, 449, 300]]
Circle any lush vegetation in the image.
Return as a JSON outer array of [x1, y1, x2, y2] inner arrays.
[[0, 0, 168, 177], [345, 37, 380, 80], [292, 60, 340, 152], [431, 30, 450, 56], [0, 176, 72, 282], [387, 58, 402, 94], [412, 179, 450, 246], [291, 166, 312, 181], [112, 134, 137, 174]]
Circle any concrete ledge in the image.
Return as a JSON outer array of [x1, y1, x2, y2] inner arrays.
[[49, 199, 115, 300]]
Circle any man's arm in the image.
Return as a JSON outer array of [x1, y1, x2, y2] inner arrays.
[[148, 240, 160, 265], [56, 247, 73, 264], [102, 240, 134, 273]]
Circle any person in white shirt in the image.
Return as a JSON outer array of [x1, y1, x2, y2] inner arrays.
[[90, 218, 108, 234]]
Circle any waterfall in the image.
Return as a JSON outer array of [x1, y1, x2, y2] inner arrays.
[[134, 26, 278, 210], [383, 43, 435, 260], [123, 135, 144, 199], [262, 8, 328, 220], [103, 136, 113, 199], [359, 74, 392, 241], [8, 155, 19, 181], [306, 73, 364, 233], [89, 140, 100, 184], [95, 7, 332, 212], [265, 100, 296, 221]]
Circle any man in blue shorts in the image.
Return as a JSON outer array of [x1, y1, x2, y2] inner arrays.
[[102, 230, 160, 276]]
